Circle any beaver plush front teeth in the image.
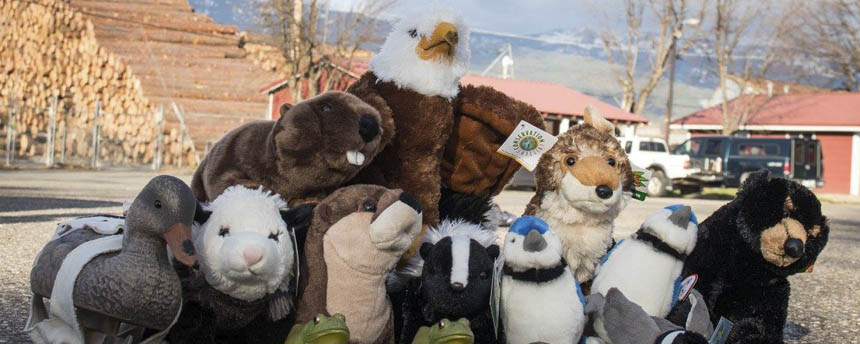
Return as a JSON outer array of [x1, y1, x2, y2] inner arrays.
[[347, 150, 366, 166]]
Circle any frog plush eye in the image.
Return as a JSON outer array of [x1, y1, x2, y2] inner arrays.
[[438, 321, 446, 329], [314, 316, 321, 324]]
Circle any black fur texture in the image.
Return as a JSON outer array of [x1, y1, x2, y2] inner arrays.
[[438, 187, 493, 226], [676, 170, 829, 343], [399, 238, 500, 344], [396, 188, 501, 344]]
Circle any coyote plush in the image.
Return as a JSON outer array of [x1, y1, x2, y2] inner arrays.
[[523, 107, 633, 283]]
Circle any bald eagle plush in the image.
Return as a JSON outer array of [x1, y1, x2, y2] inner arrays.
[[348, 4, 544, 257]]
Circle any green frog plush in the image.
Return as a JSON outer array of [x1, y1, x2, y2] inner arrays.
[[412, 318, 474, 344], [285, 313, 350, 344]]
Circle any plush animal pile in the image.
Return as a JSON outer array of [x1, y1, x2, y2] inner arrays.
[[166, 186, 313, 343], [524, 106, 634, 283], [26, 3, 833, 344]]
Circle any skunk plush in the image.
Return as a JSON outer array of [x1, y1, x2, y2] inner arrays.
[[501, 216, 586, 344], [167, 186, 313, 343], [590, 205, 698, 343], [396, 188, 500, 344]]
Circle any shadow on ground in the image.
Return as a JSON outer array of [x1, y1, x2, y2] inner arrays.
[[0, 196, 120, 212]]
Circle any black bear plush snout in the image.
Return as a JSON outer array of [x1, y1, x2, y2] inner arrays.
[[784, 238, 804, 258], [358, 115, 380, 143], [595, 185, 613, 199]]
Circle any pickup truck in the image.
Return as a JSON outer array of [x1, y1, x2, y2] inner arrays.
[[671, 136, 823, 189], [617, 137, 696, 197]]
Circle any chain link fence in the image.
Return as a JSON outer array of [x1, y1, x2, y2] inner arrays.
[[0, 95, 197, 170]]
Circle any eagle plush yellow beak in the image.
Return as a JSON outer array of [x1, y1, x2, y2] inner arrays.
[[416, 22, 459, 62]]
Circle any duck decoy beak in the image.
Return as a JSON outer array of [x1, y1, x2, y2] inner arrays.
[[164, 222, 197, 267]]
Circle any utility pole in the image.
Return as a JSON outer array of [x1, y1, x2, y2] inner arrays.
[[665, 40, 678, 146]]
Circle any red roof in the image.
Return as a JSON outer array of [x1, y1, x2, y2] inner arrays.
[[461, 74, 648, 123], [674, 92, 860, 127]]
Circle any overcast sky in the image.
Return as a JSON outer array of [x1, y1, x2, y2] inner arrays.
[[328, 0, 619, 35]]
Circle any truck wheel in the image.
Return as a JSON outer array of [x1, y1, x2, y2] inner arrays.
[[647, 170, 668, 197]]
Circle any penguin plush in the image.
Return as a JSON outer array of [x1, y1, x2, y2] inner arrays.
[[590, 205, 698, 343], [501, 216, 586, 344]]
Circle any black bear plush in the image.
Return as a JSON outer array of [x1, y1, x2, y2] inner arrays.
[[396, 188, 501, 344], [678, 170, 829, 343]]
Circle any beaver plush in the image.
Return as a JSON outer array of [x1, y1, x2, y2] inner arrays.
[[191, 91, 394, 204]]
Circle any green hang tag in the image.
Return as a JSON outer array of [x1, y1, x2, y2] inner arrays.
[[630, 163, 653, 201]]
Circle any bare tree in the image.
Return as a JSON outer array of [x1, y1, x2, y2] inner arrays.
[[703, 0, 804, 134], [600, 0, 701, 115], [257, 0, 393, 102], [786, 0, 860, 91]]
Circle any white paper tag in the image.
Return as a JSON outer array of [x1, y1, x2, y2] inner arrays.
[[497, 121, 558, 171], [678, 274, 698, 302], [490, 254, 504, 338], [630, 163, 653, 201]]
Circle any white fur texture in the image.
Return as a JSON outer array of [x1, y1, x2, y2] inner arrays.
[[502, 227, 565, 272], [370, 3, 470, 99], [194, 186, 295, 302], [424, 219, 497, 247], [450, 235, 471, 286], [536, 185, 628, 282], [640, 208, 699, 255], [590, 207, 699, 342], [501, 227, 585, 343]]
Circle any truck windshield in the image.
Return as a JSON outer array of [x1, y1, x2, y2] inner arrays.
[[672, 139, 701, 155]]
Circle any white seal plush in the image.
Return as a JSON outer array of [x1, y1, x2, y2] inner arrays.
[[167, 185, 313, 343], [501, 216, 586, 344], [590, 205, 698, 344]]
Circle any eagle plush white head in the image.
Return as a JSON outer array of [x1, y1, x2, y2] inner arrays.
[[371, 3, 470, 99]]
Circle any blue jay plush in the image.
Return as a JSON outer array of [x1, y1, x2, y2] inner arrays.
[[501, 216, 586, 344]]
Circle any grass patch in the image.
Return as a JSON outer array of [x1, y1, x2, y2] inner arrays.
[[682, 187, 737, 200]]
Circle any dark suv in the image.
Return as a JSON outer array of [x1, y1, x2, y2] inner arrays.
[[672, 136, 823, 188]]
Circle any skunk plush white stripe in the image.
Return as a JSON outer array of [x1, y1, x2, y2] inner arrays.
[[450, 235, 471, 287], [387, 218, 498, 291]]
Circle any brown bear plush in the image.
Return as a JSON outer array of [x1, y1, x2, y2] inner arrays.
[[191, 91, 394, 204], [295, 184, 423, 344], [524, 106, 634, 284]]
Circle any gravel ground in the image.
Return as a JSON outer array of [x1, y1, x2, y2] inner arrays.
[[1, 169, 859, 343]]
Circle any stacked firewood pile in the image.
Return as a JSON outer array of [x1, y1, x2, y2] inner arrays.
[[0, 0, 191, 166]]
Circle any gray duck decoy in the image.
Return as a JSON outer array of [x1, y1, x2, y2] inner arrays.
[[29, 175, 198, 334]]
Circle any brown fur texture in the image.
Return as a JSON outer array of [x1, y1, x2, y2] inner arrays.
[[191, 91, 393, 204], [347, 72, 455, 256], [442, 84, 547, 197], [296, 184, 421, 344], [524, 107, 634, 282], [759, 197, 811, 267]]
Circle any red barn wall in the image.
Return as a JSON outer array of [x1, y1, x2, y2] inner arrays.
[[816, 133, 852, 194]]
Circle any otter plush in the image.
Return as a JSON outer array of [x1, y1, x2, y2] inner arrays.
[[296, 185, 423, 344], [191, 91, 393, 204], [166, 186, 313, 343], [677, 170, 829, 343], [523, 106, 634, 284]]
